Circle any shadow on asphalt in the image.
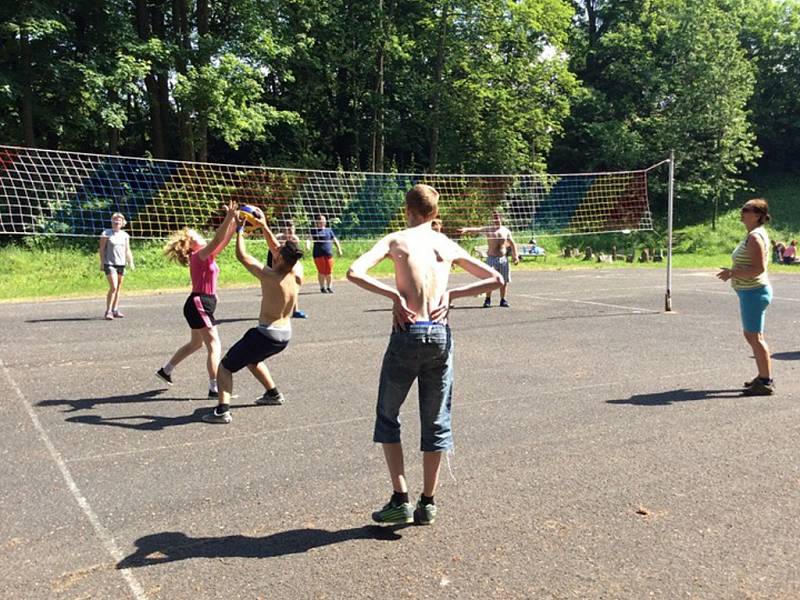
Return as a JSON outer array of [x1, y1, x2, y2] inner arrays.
[[25, 317, 102, 323], [771, 351, 800, 361], [215, 317, 258, 324], [64, 404, 261, 430], [607, 388, 743, 406], [37, 389, 173, 412], [117, 526, 407, 567]]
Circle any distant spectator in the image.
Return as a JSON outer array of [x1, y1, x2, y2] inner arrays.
[[307, 214, 343, 293], [782, 240, 800, 264], [771, 240, 784, 264], [527, 239, 545, 256], [99, 212, 134, 320], [431, 218, 443, 233]]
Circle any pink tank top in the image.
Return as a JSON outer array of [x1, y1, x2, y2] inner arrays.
[[189, 251, 219, 295]]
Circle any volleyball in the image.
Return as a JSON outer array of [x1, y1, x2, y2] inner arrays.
[[237, 205, 264, 233]]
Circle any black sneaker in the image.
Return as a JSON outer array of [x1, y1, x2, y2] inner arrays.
[[156, 368, 173, 385], [326, 287, 334, 293], [499, 298, 510, 308], [256, 389, 285, 405], [208, 389, 219, 399], [743, 379, 775, 396], [320, 287, 328, 293], [482, 297, 491, 308]]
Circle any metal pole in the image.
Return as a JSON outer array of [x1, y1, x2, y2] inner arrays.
[[665, 151, 674, 312]]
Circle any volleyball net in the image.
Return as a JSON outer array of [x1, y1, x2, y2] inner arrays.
[[0, 145, 660, 240]]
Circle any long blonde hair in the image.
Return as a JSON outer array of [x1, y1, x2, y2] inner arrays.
[[163, 228, 198, 266]]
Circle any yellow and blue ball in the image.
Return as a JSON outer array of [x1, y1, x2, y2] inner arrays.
[[237, 205, 263, 234]]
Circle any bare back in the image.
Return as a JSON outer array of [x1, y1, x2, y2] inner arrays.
[[386, 225, 461, 320], [257, 268, 300, 327]]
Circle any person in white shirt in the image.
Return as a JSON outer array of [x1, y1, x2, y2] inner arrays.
[[99, 212, 134, 320]]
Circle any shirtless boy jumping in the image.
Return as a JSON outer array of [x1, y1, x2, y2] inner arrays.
[[347, 184, 502, 525], [203, 211, 304, 424], [459, 212, 519, 307]]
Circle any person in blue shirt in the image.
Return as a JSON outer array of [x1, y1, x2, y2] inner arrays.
[[307, 214, 342, 293]]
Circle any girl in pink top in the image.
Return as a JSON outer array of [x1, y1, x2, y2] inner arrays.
[[157, 201, 238, 397]]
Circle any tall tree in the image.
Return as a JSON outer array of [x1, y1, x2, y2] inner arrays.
[[737, 0, 800, 171], [555, 0, 759, 222]]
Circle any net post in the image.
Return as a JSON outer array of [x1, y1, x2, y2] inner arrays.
[[665, 151, 675, 312]]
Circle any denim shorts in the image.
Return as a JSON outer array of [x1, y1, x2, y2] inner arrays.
[[736, 285, 772, 333], [374, 322, 454, 452]]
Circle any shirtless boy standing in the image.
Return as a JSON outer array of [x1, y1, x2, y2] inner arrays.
[[203, 212, 304, 424], [459, 212, 519, 307], [347, 184, 502, 525]]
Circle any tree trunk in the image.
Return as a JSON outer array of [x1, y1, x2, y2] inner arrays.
[[19, 28, 35, 146], [151, 2, 173, 158], [135, 0, 167, 157], [173, 0, 194, 160], [429, 2, 449, 173], [195, 0, 210, 161], [587, 0, 598, 47], [712, 192, 718, 231], [371, 0, 385, 171]]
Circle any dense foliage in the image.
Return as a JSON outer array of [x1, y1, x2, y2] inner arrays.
[[1, 0, 798, 224]]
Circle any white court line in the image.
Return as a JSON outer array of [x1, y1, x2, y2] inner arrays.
[[678, 287, 800, 303], [517, 293, 657, 314], [1, 360, 147, 600]]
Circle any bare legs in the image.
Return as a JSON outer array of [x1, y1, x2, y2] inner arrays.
[[217, 363, 234, 406], [382, 442, 443, 497], [215, 361, 276, 410], [247, 361, 276, 390], [166, 326, 221, 381], [744, 330, 771, 378], [105, 271, 124, 313], [317, 272, 332, 290], [485, 282, 508, 302]]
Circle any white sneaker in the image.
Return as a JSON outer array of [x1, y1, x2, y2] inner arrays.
[[202, 409, 232, 424]]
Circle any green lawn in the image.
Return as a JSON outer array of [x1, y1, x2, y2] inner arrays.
[[2, 171, 798, 302], [3, 237, 798, 303]]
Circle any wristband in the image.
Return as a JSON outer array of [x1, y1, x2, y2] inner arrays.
[[236, 226, 244, 233]]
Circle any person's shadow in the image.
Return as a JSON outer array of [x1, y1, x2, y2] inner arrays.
[[37, 389, 178, 413], [66, 407, 212, 431], [64, 404, 260, 430], [607, 388, 743, 406], [25, 317, 100, 323], [771, 351, 800, 361], [117, 526, 407, 568]]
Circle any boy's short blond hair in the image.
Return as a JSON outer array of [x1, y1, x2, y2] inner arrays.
[[405, 184, 439, 219]]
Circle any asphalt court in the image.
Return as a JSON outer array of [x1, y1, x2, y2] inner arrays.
[[1, 268, 799, 599]]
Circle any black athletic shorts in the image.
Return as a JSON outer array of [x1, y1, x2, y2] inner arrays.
[[221, 327, 290, 373], [183, 293, 217, 329], [103, 264, 126, 276]]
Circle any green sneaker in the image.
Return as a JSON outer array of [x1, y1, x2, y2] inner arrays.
[[413, 499, 438, 525], [371, 500, 413, 524]]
